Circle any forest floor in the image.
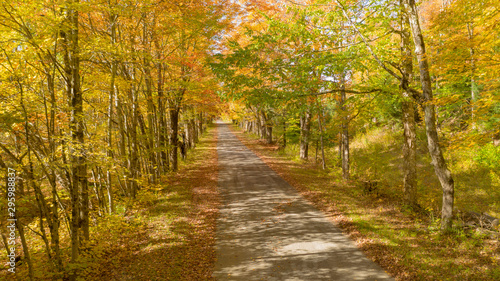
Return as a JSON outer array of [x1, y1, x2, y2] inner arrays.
[[228, 124, 500, 281], [86, 125, 220, 281]]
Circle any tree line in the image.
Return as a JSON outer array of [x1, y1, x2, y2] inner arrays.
[[212, 0, 499, 231], [0, 0, 231, 279]]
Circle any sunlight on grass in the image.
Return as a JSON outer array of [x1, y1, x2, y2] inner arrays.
[[351, 127, 398, 150]]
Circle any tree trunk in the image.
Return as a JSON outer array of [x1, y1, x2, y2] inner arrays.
[[190, 115, 197, 147], [318, 107, 326, 170], [256, 112, 262, 138], [17, 220, 34, 280], [400, 0, 418, 207], [261, 112, 268, 141], [116, 90, 128, 195], [338, 131, 342, 163], [467, 22, 477, 129], [262, 110, 273, 144], [169, 105, 180, 171], [18, 87, 36, 279], [157, 63, 168, 173], [402, 100, 417, 205], [282, 115, 287, 148], [0, 231, 9, 258], [340, 74, 350, 180], [197, 112, 203, 136], [267, 124, 273, 144], [300, 110, 311, 160], [129, 83, 139, 198], [106, 12, 117, 214], [63, 1, 86, 277], [404, 0, 455, 230], [46, 63, 64, 271], [142, 17, 157, 184]]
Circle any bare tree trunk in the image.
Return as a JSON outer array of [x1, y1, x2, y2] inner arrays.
[[404, 0, 455, 230], [145, 81, 157, 184], [184, 121, 190, 149], [17, 85, 35, 279], [116, 89, 128, 194], [315, 140, 319, 162], [192, 109, 199, 145], [91, 169, 103, 215]]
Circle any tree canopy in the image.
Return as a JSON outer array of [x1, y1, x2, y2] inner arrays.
[[0, 0, 499, 279]]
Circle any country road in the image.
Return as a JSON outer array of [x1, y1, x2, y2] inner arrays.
[[214, 122, 394, 281]]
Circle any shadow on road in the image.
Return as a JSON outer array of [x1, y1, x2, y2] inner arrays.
[[214, 122, 393, 281]]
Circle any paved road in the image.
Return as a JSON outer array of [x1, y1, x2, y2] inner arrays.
[[214, 122, 393, 281]]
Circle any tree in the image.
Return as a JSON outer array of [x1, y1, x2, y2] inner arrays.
[[0, 0, 230, 279], [331, 0, 456, 229], [402, 0, 455, 230]]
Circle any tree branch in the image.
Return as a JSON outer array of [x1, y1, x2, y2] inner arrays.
[[297, 88, 385, 97], [333, 0, 403, 81]]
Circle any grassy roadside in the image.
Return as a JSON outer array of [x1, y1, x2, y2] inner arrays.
[[229, 124, 499, 281], [85, 125, 220, 281]]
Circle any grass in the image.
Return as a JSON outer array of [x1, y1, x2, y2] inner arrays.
[[230, 124, 500, 280]]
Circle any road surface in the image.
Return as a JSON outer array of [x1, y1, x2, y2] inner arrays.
[[214, 122, 393, 281]]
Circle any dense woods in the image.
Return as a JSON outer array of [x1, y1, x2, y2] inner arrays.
[[212, 0, 499, 230], [0, 0, 499, 280], [0, 0, 230, 279]]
